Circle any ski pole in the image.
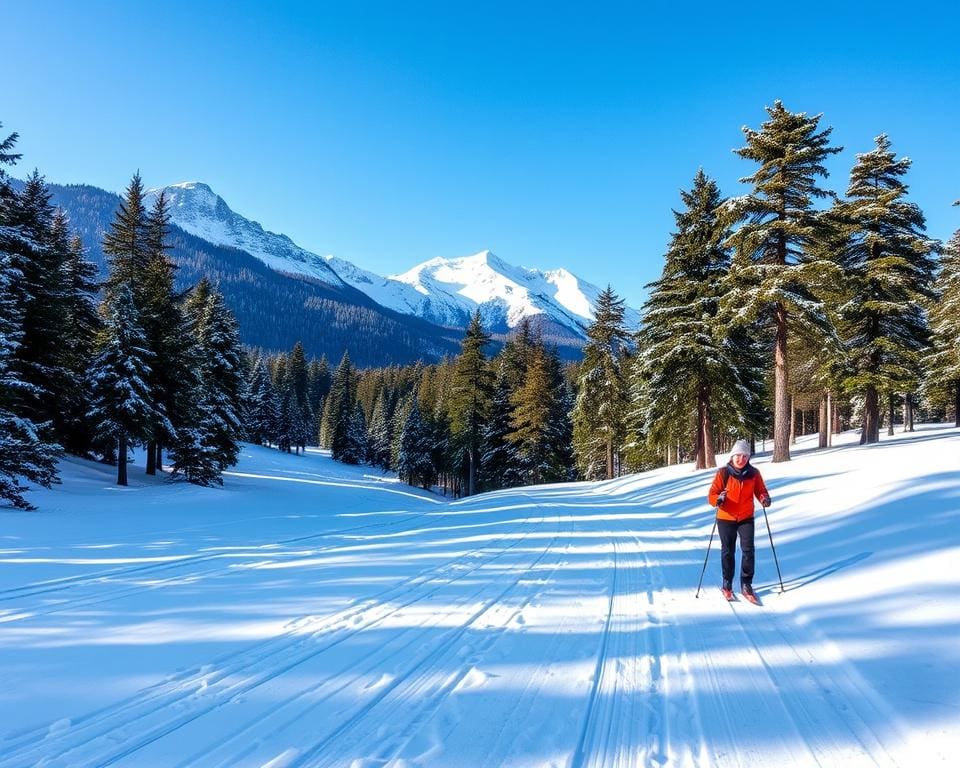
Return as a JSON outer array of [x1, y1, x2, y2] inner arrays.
[[761, 502, 785, 593], [694, 512, 718, 598]]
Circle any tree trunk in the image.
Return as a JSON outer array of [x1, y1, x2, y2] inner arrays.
[[862, 385, 879, 444], [606, 434, 614, 479], [146, 439, 156, 475], [827, 390, 833, 447], [155, 443, 163, 473], [696, 383, 717, 470], [468, 448, 476, 496], [117, 433, 128, 486], [906, 393, 915, 432], [773, 303, 791, 462], [818, 392, 828, 448], [955, 381, 960, 427], [888, 393, 896, 436]]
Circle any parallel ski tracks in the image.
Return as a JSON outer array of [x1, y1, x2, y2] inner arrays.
[[0, 517, 539, 768], [0, 510, 429, 623]]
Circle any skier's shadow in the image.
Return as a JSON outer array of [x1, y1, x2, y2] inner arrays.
[[759, 551, 871, 595]]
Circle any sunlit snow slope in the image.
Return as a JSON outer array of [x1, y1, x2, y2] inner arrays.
[[1, 426, 957, 767]]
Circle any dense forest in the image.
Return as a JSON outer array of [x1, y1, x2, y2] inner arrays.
[[3, 103, 960, 508]]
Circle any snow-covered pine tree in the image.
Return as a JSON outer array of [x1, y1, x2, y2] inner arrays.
[[924, 211, 960, 425], [479, 362, 523, 491], [56, 220, 101, 456], [88, 285, 155, 486], [449, 311, 492, 496], [141, 190, 180, 474], [729, 101, 842, 462], [288, 341, 313, 454], [12, 173, 70, 436], [396, 398, 433, 488], [328, 351, 356, 462], [0, 248, 60, 509], [572, 286, 629, 480], [835, 135, 937, 444], [508, 344, 557, 485], [341, 402, 368, 465], [307, 355, 331, 445], [195, 289, 245, 471], [633, 170, 744, 470], [366, 393, 392, 470]]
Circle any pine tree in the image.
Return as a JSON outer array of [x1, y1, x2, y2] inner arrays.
[[633, 170, 747, 469], [730, 101, 842, 462], [572, 286, 629, 479], [925, 213, 960, 425], [508, 345, 557, 484], [366, 393, 392, 470], [479, 362, 523, 491], [103, 173, 149, 301], [288, 341, 312, 453], [58, 226, 101, 455], [836, 135, 938, 443], [88, 285, 155, 486], [141, 190, 180, 473], [396, 398, 434, 488], [328, 351, 356, 461], [341, 402, 369, 465], [449, 311, 492, 496]]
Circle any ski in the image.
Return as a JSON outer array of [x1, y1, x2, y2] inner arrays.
[[721, 587, 735, 602], [741, 590, 761, 606]]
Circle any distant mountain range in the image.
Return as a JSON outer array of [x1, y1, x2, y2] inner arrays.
[[151, 182, 638, 341], [26, 178, 639, 364]]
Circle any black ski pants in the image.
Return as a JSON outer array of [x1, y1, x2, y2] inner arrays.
[[718, 517, 755, 586]]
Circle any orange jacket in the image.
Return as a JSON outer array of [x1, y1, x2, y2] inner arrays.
[[708, 463, 770, 522]]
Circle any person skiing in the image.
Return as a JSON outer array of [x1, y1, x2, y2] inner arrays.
[[708, 439, 771, 601]]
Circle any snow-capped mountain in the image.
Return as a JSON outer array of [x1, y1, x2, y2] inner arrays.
[[331, 250, 640, 338], [147, 181, 638, 340], [146, 182, 345, 286]]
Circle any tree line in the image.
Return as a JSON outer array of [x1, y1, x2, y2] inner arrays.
[[301, 102, 959, 490], [1, 124, 245, 508]]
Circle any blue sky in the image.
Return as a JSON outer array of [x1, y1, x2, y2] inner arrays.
[[3, 1, 958, 306]]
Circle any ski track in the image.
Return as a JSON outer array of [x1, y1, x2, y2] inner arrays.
[[0, 520, 535, 768], [0, 510, 429, 621]]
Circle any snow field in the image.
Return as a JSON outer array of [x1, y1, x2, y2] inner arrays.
[[0, 426, 957, 766]]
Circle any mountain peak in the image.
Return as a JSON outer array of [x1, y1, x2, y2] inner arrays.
[[145, 181, 344, 287]]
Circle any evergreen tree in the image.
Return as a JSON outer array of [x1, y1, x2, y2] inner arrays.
[[58, 226, 101, 455], [366, 393, 392, 470], [836, 135, 938, 443], [141, 190, 180, 474], [572, 286, 629, 479], [102, 173, 149, 301], [925, 213, 960, 425], [633, 170, 745, 469], [479, 363, 523, 491], [396, 398, 433, 488], [341, 402, 369, 465], [729, 101, 842, 462], [449, 311, 492, 496], [328, 351, 356, 461], [288, 341, 312, 453], [88, 285, 155, 486], [308, 355, 331, 444], [0, 249, 60, 509], [508, 345, 558, 484]]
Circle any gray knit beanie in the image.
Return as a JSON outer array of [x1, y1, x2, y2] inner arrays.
[[731, 439, 751, 458]]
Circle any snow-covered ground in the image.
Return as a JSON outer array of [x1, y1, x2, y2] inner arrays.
[[1, 425, 957, 767]]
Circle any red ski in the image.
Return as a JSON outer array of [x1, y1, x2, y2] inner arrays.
[[741, 589, 761, 605], [721, 587, 735, 601]]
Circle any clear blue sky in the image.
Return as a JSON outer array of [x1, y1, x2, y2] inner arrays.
[[3, 0, 958, 306]]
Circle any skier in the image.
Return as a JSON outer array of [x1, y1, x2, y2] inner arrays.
[[707, 439, 771, 601]]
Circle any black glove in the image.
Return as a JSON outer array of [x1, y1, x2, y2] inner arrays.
[[716, 491, 726, 507], [760, 494, 771, 508]]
